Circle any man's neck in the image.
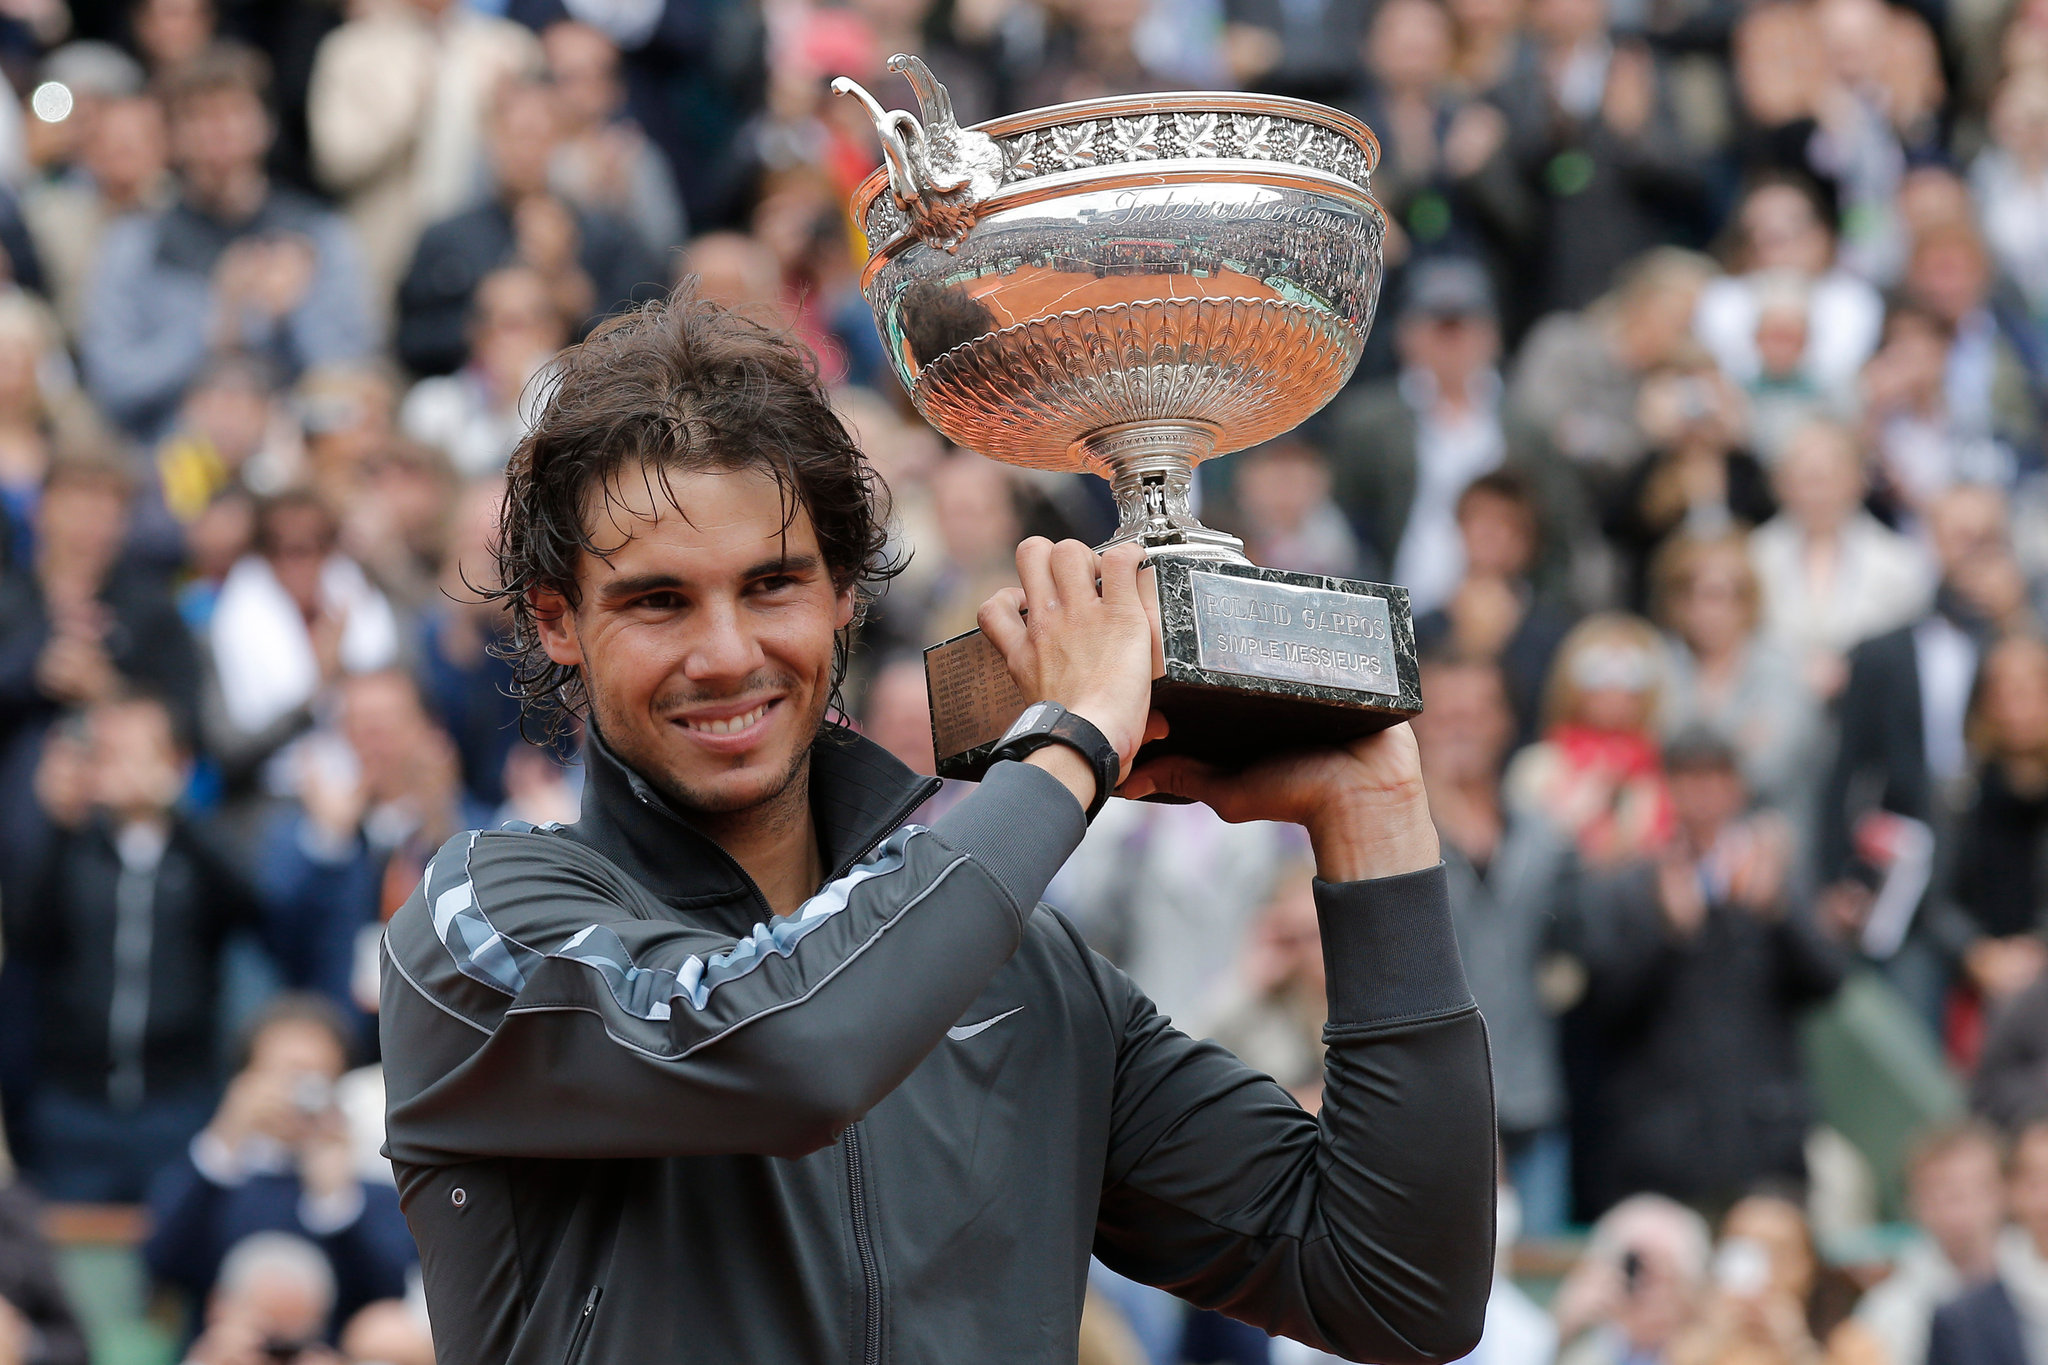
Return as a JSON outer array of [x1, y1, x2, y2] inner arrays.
[[700, 769, 825, 918], [189, 168, 268, 223]]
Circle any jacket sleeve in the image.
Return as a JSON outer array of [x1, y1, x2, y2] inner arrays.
[[1090, 864, 1495, 1365], [381, 761, 1085, 1164]]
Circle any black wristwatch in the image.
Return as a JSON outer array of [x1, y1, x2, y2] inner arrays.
[[987, 701, 1120, 822]]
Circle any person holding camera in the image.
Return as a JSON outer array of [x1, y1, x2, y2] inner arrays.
[[145, 996, 413, 1345]]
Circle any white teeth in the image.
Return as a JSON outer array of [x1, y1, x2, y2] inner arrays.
[[688, 703, 768, 736]]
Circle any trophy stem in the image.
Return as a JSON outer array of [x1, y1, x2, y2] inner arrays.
[[1082, 421, 1250, 564]]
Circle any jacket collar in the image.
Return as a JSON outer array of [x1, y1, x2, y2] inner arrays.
[[565, 721, 941, 933]]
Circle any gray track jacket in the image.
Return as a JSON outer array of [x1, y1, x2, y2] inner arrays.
[[380, 727, 1496, 1364]]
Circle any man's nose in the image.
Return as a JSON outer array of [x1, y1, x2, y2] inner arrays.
[[682, 600, 765, 681]]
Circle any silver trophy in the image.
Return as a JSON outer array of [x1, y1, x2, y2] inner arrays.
[[835, 57, 1420, 779]]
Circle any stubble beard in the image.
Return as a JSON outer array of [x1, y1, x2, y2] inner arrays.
[[591, 670, 828, 827]]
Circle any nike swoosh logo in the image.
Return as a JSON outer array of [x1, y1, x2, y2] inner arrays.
[[947, 1006, 1024, 1041]]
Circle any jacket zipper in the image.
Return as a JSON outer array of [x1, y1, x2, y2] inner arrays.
[[563, 1285, 601, 1365], [845, 1126, 882, 1365]]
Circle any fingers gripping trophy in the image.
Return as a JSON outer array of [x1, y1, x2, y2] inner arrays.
[[834, 57, 1421, 780]]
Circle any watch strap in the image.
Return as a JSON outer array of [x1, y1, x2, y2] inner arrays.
[[989, 702, 1120, 821]]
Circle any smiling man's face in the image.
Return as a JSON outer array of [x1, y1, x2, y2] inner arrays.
[[535, 464, 855, 820]]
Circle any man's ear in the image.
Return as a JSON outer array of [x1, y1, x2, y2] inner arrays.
[[833, 582, 858, 631], [531, 588, 584, 667]]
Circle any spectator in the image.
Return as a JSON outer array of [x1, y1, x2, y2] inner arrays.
[[131, 353, 292, 576], [1205, 859, 1328, 1109], [254, 669, 487, 1019], [1929, 1118, 2048, 1365], [8, 693, 263, 1201], [179, 1231, 339, 1365], [1491, 0, 1710, 316], [1896, 222, 2042, 465], [0, 1177, 89, 1365], [1749, 418, 1932, 698], [1651, 534, 1822, 821], [1414, 653, 1578, 1234], [1972, 74, 2048, 329], [1694, 176, 1886, 406], [397, 264, 566, 478], [1575, 729, 1847, 1212], [1603, 350, 1775, 607], [205, 489, 399, 797], [21, 91, 169, 339], [307, 0, 542, 312], [1323, 257, 1589, 615], [1554, 1194, 1713, 1365], [81, 43, 375, 439], [0, 457, 201, 851], [1505, 612, 1674, 866], [1855, 1124, 2007, 1365], [1669, 1194, 1878, 1365], [1224, 436, 1370, 578], [0, 294, 110, 570], [1743, 271, 1842, 465], [868, 452, 1026, 659], [1819, 486, 2042, 1016], [1415, 470, 1575, 744], [1861, 300, 2019, 529], [395, 75, 664, 377], [146, 995, 415, 1340], [130, 0, 216, 80], [1953, 637, 2048, 994], [541, 20, 686, 259], [1508, 247, 1718, 486], [414, 477, 526, 809]]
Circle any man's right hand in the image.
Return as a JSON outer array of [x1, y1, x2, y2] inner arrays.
[[977, 538, 1161, 795]]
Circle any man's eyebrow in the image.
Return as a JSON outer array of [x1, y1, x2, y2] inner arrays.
[[593, 555, 825, 602]]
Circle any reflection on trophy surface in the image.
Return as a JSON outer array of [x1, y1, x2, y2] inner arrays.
[[834, 55, 1422, 780]]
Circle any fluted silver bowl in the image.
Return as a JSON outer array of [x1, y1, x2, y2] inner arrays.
[[835, 59, 1386, 559]]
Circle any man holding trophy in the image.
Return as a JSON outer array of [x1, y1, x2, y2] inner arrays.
[[380, 58, 1493, 1365]]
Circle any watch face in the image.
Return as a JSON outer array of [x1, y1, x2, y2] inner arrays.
[[1003, 702, 1051, 744]]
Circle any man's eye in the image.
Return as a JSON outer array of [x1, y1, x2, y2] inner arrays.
[[751, 575, 798, 594], [637, 592, 685, 611]]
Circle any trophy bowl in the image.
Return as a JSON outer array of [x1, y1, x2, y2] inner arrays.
[[835, 58, 1421, 781]]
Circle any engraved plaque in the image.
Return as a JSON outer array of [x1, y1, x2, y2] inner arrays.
[[1188, 570, 1399, 696], [924, 629, 1028, 763]]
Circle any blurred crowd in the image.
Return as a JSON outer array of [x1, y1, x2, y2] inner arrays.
[[0, 0, 2038, 1361]]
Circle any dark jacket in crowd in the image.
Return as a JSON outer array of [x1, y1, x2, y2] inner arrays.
[[1929, 1278, 2028, 1365], [144, 1148, 417, 1338], [0, 1180, 90, 1365], [1971, 973, 2048, 1130], [1820, 623, 1939, 883], [395, 200, 665, 376], [6, 814, 264, 1106], [1575, 861, 1848, 1212], [381, 729, 1497, 1365]]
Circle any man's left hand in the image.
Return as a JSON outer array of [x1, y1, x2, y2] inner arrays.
[[1119, 723, 1438, 882]]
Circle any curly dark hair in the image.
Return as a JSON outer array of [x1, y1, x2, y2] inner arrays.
[[487, 288, 903, 741]]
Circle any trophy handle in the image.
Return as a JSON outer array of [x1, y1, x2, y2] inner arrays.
[[832, 54, 1010, 249]]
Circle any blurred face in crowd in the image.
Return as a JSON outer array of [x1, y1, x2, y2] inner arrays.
[[1415, 661, 1514, 787], [1669, 542, 1757, 657], [1612, 261, 1710, 372], [534, 466, 857, 820], [1754, 301, 1810, 378], [134, 0, 214, 71], [2009, 1126, 2048, 1251], [471, 267, 569, 397], [861, 657, 936, 775], [1818, 0, 1890, 88], [1600, 1202, 1706, 1351], [85, 96, 167, 206], [1562, 630, 1659, 734], [1718, 1196, 1815, 1306], [1928, 486, 2013, 604], [206, 1261, 330, 1359], [340, 671, 437, 803], [1735, 4, 1824, 126], [171, 85, 270, 198], [1369, 0, 1455, 91], [543, 22, 624, 130], [931, 455, 1021, 570], [1398, 310, 1500, 391], [36, 475, 129, 587], [260, 499, 337, 616], [87, 698, 186, 820], [183, 369, 274, 469], [1978, 639, 2048, 762], [1457, 487, 1537, 579], [679, 232, 786, 322], [1740, 185, 1833, 276], [247, 1015, 347, 1088], [491, 84, 560, 201], [1773, 423, 1866, 535], [1530, 0, 1607, 47], [1236, 442, 1333, 542], [340, 1301, 435, 1365], [1910, 1135, 2006, 1273], [1992, 75, 2048, 165], [1908, 232, 1992, 326], [1668, 755, 1746, 848], [1250, 872, 1326, 1002]]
